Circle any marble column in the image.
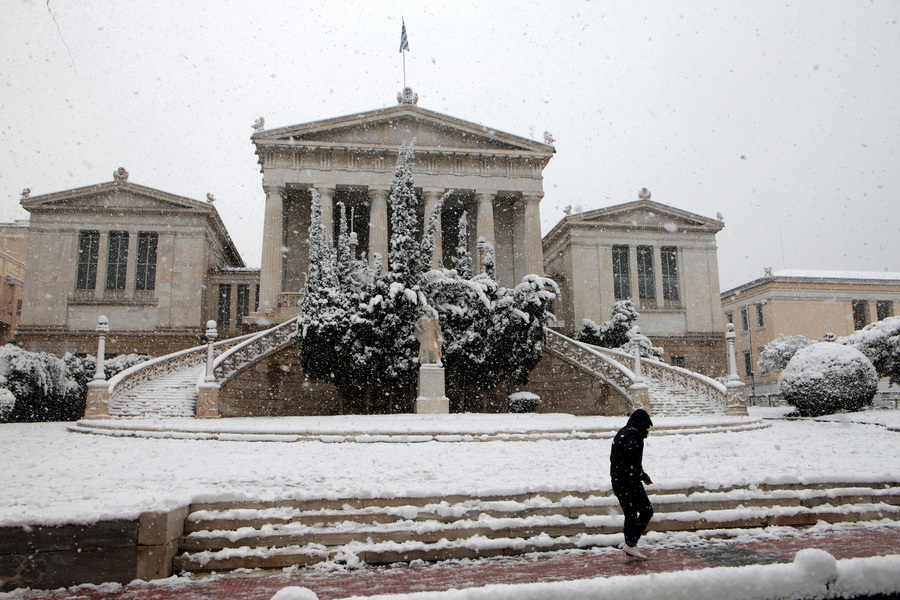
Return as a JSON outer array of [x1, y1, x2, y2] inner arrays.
[[475, 191, 495, 274], [315, 187, 335, 245], [368, 187, 390, 273], [423, 188, 444, 269], [258, 185, 285, 312], [522, 194, 544, 277]]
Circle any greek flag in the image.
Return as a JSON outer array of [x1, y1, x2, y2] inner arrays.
[[400, 19, 409, 53]]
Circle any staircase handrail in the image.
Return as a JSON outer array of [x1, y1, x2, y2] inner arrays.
[[588, 344, 728, 409], [211, 317, 300, 383], [543, 328, 636, 401], [107, 332, 256, 404]]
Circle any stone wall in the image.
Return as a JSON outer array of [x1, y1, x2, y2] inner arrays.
[[219, 344, 341, 417], [0, 507, 187, 591], [518, 352, 632, 416], [652, 333, 727, 379]]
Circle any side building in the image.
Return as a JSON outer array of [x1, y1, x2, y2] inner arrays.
[[720, 269, 900, 398], [0, 220, 28, 343], [542, 189, 727, 378], [16, 168, 258, 356]]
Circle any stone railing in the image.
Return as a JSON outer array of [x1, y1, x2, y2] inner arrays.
[[106, 333, 254, 407], [543, 328, 635, 403], [212, 317, 300, 383], [590, 345, 728, 411]]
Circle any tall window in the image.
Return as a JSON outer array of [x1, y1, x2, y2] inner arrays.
[[755, 303, 766, 328], [135, 232, 158, 291], [236, 284, 250, 326], [743, 350, 753, 377], [636, 246, 655, 300], [105, 231, 129, 290], [660, 246, 680, 302], [726, 312, 734, 325], [876, 300, 894, 321], [218, 284, 231, 329], [76, 230, 100, 290], [612, 245, 631, 299], [740, 307, 750, 332], [852, 300, 869, 330]]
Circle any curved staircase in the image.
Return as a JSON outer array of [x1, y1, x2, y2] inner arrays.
[[95, 324, 740, 419]]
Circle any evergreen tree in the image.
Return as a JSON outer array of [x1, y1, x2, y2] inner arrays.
[[453, 212, 472, 278]]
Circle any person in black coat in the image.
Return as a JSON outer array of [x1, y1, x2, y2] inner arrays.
[[610, 408, 654, 560]]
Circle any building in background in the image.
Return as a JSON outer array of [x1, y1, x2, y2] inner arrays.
[[0, 220, 28, 343], [250, 88, 554, 323], [542, 189, 727, 378], [16, 169, 257, 356], [720, 269, 900, 398]]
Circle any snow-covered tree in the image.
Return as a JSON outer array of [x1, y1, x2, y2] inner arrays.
[[298, 146, 557, 412], [837, 316, 900, 385], [758, 334, 815, 375], [453, 212, 472, 279], [576, 300, 661, 357], [779, 342, 877, 417]]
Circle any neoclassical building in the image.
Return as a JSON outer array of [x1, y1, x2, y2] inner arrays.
[[16, 169, 254, 355], [249, 88, 555, 322], [542, 190, 727, 377]]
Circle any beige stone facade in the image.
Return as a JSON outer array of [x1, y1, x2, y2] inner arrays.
[[720, 269, 900, 396], [250, 90, 554, 322], [17, 171, 254, 355], [0, 221, 28, 343], [542, 191, 727, 378]]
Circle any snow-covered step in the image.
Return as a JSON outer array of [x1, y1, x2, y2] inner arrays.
[[108, 365, 204, 418], [172, 483, 900, 573]]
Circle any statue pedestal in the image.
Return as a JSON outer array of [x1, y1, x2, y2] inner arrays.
[[416, 364, 449, 414]]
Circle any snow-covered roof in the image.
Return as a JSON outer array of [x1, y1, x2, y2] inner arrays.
[[774, 269, 900, 281]]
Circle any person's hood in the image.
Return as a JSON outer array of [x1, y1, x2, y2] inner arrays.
[[626, 408, 653, 431]]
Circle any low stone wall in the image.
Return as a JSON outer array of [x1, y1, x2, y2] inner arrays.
[[0, 506, 188, 591]]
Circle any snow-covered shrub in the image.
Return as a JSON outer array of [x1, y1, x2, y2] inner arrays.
[[507, 391, 540, 413], [621, 332, 664, 360], [779, 342, 878, 417], [0, 346, 150, 422], [0, 384, 15, 421], [838, 316, 900, 385], [758, 334, 815, 375]]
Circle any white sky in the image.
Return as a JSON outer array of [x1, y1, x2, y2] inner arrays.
[[2, 0, 898, 290]]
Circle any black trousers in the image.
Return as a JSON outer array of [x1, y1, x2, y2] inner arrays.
[[612, 479, 654, 547]]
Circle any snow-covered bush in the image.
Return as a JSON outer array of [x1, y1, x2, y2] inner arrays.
[[837, 316, 900, 385], [577, 301, 662, 358], [779, 342, 878, 417], [0, 345, 150, 422], [507, 391, 540, 413], [758, 334, 815, 375], [0, 384, 15, 421]]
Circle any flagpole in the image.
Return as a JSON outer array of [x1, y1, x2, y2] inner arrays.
[[400, 18, 409, 90]]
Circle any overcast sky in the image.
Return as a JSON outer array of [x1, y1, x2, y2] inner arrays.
[[3, 0, 898, 291]]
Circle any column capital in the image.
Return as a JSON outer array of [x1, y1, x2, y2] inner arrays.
[[521, 193, 543, 203], [474, 190, 497, 199], [422, 187, 446, 196], [262, 184, 285, 195], [367, 187, 391, 200]]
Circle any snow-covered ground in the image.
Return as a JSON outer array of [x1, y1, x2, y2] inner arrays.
[[2, 408, 898, 528]]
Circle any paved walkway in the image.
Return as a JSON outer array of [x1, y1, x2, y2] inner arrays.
[[8, 526, 900, 600]]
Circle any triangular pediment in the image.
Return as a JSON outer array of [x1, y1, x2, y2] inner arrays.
[[253, 104, 554, 154], [22, 181, 214, 213], [572, 199, 722, 232]]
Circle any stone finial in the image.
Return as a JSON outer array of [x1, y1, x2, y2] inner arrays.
[[21, 188, 31, 199], [824, 332, 836, 342], [764, 267, 773, 277], [206, 193, 216, 203], [716, 211, 724, 221], [563, 205, 572, 216], [252, 116, 265, 131], [638, 188, 651, 200], [113, 167, 129, 181], [398, 87, 418, 105], [96, 315, 109, 333], [543, 131, 555, 145]]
